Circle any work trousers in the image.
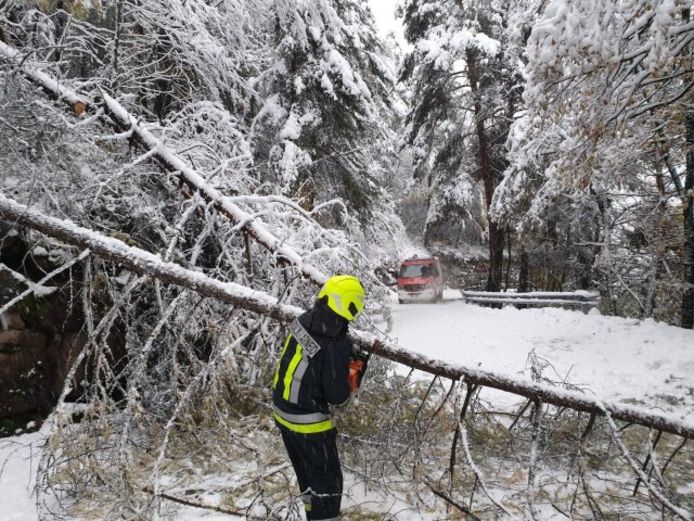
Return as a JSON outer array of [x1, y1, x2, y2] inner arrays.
[[278, 426, 343, 520]]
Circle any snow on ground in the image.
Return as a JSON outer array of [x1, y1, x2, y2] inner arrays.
[[389, 291, 694, 416], [172, 472, 443, 520], [0, 430, 43, 521]]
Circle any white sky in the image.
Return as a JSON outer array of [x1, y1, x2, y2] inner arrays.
[[367, 0, 405, 43]]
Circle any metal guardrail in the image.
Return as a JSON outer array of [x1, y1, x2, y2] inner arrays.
[[462, 290, 601, 310]]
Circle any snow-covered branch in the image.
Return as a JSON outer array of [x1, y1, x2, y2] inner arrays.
[[0, 262, 57, 297], [99, 91, 330, 286], [0, 193, 303, 323], [0, 40, 89, 115], [0, 252, 87, 317], [0, 39, 330, 286], [354, 330, 694, 439]]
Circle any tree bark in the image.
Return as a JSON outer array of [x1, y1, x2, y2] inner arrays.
[[644, 164, 667, 318], [593, 187, 616, 315], [487, 222, 504, 292], [465, 47, 504, 292], [679, 6, 693, 328], [504, 226, 512, 291], [682, 105, 694, 328], [519, 246, 529, 293]]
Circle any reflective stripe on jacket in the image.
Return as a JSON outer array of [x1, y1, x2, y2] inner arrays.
[[272, 303, 351, 434], [272, 406, 334, 434]]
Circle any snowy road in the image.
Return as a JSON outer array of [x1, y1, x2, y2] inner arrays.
[[388, 293, 694, 418]]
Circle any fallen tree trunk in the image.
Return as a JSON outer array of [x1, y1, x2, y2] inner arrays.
[[359, 334, 694, 439], [2, 194, 693, 439], [0, 194, 302, 324], [0, 41, 88, 116]]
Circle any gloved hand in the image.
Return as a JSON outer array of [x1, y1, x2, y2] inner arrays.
[[347, 351, 369, 394]]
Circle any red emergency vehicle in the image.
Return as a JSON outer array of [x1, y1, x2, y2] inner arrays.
[[397, 257, 444, 303]]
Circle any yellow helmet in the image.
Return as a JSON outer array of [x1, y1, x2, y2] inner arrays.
[[317, 275, 365, 321]]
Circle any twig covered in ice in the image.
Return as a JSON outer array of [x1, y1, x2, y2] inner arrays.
[[598, 401, 693, 521], [0, 251, 88, 317], [460, 422, 513, 517]]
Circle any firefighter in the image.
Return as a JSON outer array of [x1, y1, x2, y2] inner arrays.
[[272, 275, 368, 520]]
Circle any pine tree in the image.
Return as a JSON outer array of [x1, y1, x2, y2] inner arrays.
[[401, 0, 527, 291], [253, 1, 392, 212]]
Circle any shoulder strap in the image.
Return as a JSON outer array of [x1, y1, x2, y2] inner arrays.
[[288, 319, 322, 359]]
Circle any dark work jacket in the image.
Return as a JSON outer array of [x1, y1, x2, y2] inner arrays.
[[272, 300, 352, 422]]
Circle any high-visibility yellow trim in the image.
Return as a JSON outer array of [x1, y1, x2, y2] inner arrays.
[[282, 342, 303, 400], [272, 412, 334, 434], [273, 335, 292, 389]]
